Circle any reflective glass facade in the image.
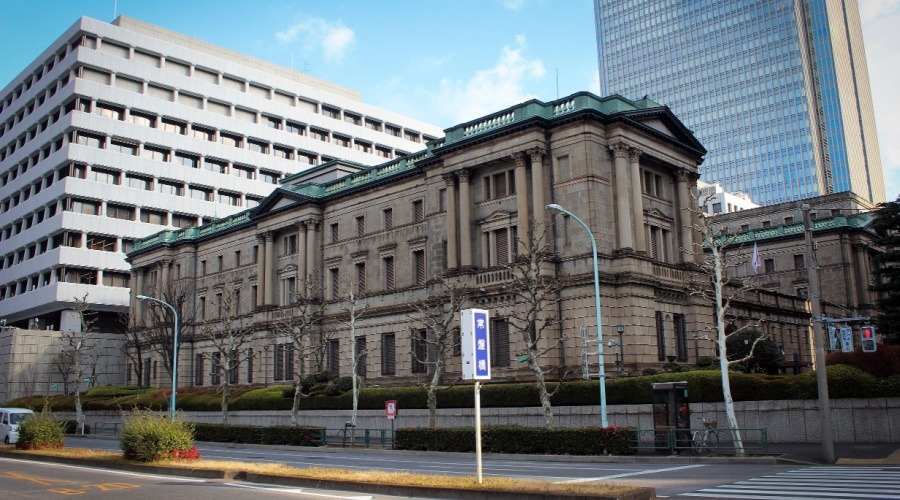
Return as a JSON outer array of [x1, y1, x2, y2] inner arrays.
[[595, 0, 885, 205]]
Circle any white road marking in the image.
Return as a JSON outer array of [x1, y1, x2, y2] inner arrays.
[[223, 482, 372, 499], [0, 456, 208, 482], [553, 463, 706, 483]]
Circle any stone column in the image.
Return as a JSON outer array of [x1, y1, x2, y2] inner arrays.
[[256, 234, 266, 307], [133, 267, 144, 321], [444, 174, 459, 269], [854, 242, 870, 308], [458, 169, 473, 267], [529, 148, 546, 240], [305, 218, 320, 294], [297, 222, 307, 284], [610, 142, 633, 250], [264, 232, 275, 305], [159, 259, 170, 293], [513, 152, 530, 253], [629, 148, 646, 253], [676, 170, 694, 263]]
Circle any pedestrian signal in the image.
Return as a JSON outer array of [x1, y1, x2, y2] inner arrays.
[[860, 325, 877, 353]]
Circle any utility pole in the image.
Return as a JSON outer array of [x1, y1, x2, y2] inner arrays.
[[802, 204, 834, 462]]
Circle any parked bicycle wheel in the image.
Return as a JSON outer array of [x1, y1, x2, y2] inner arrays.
[[691, 430, 704, 454], [701, 431, 719, 454]]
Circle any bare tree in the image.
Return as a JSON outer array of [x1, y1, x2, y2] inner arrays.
[[59, 294, 97, 434], [503, 222, 570, 428], [50, 351, 74, 395], [407, 274, 469, 428], [118, 311, 145, 387], [334, 277, 372, 435], [270, 276, 327, 425], [141, 280, 195, 382], [687, 204, 767, 456], [197, 287, 255, 423]]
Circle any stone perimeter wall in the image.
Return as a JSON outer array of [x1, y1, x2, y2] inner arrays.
[[65, 397, 899, 444]]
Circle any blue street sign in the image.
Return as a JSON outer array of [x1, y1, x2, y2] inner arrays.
[[474, 310, 490, 379], [839, 327, 853, 353]]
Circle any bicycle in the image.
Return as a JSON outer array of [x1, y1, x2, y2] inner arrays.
[[691, 418, 719, 454]]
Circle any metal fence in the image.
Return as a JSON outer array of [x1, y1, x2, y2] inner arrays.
[[632, 427, 769, 455], [321, 427, 395, 448]]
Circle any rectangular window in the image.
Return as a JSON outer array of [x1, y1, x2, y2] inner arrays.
[[674, 313, 687, 362], [140, 209, 166, 225], [764, 258, 775, 273], [157, 179, 183, 196], [330, 268, 340, 300], [384, 257, 394, 292], [411, 329, 427, 374], [246, 348, 253, 384], [109, 140, 137, 156], [160, 118, 186, 135], [327, 339, 340, 375], [86, 234, 116, 251], [356, 262, 366, 295], [331, 223, 339, 243], [142, 145, 170, 162], [794, 254, 805, 270], [656, 311, 666, 361], [356, 336, 367, 379], [189, 186, 212, 201], [283, 235, 298, 255], [383, 208, 393, 230], [381, 333, 396, 375], [412, 200, 424, 222], [106, 203, 134, 220], [130, 111, 155, 128], [195, 354, 204, 386], [413, 250, 426, 285], [248, 139, 268, 154], [356, 215, 365, 237], [175, 152, 200, 169], [90, 167, 120, 185], [490, 319, 510, 367]]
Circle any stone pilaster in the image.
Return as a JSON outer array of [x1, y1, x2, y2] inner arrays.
[[458, 169, 473, 267], [676, 169, 694, 263], [256, 234, 266, 307], [264, 232, 275, 305], [610, 142, 633, 250], [529, 147, 546, 247], [629, 148, 646, 253], [444, 174, 459, 269], [513, 152, 530, 253]]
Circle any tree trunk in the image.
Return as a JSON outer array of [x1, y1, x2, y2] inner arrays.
[[74, 377, 84, 434], [291, 377, 302, 425], [528, 357, 554, 428], [427, 359, 445, 429], [221, 381, 230, 424], [714, 249, 744, 456]]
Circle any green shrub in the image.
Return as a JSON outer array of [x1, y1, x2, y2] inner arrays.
[[641, 368, 659, 376], [396, 425, 636, 455], [231, 385, 293, 411], [119, 411, 196, 461], [17, 410, 65, 450], [696, 356, 718, 368], [193, 423, 324, 446]]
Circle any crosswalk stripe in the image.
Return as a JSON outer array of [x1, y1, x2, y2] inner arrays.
[[679, 465, 900, 500]]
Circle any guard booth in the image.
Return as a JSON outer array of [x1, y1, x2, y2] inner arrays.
[[651, 381, 691, 453]]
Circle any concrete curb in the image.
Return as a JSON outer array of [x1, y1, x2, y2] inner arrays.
[[0, 449, 654, 500]]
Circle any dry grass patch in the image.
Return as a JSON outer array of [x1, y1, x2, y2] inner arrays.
[[6, 446, 635, 496]]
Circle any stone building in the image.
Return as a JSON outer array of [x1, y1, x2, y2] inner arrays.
[[127, 92, 813, 389]]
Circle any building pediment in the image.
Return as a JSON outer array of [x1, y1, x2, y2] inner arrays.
[[251, 188, 311, 220], [479, 210, 514, 225]]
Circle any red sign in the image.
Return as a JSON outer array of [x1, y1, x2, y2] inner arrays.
[[385, 400, 398, 419]]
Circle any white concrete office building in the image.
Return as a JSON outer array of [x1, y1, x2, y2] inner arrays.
[[0, 16, 442, 331]]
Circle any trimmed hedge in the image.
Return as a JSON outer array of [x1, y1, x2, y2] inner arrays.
[[396, 425, 636, 455], [120, 412, 197, 461], [193, 423, 324, 446], [826, 345, 900, 378], [7, 365, 897, 412]]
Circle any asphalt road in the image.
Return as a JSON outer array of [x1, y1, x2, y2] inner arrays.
[[0, 456, 405, 500], [61, 436, 900, 499]]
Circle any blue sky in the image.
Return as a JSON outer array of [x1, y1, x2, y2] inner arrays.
[[1, 0, 898, 200]]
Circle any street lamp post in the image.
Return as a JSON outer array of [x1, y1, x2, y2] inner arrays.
[[137, 294, 180, 420], [547, 203, 608, 427]]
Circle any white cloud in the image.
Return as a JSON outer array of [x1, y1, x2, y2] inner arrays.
[[276, 17, 355, 64], [433, 36, 546, 124], [861, 0, 900, 200], [501, 0, 526, 9]]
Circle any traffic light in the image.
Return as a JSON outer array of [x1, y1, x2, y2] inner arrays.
[[860, 325, 877, 353]]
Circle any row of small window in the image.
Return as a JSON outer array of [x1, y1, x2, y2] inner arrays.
[[0, 32, 434, 146], [325, 250, 426, 301], [0, 230, 135, 272], [732, 210, 837, 233], [0, 34, 75, 130], [67, 94, 402, 163], [757, 254, 807, 274], [185, 320, 515, 386], [320, 200, 426, 245], [0, 266, 131, 301]]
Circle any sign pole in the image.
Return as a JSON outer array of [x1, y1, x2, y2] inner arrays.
[[475, 380, 483, 484]]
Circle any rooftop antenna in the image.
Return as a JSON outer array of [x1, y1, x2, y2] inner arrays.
[[113, 0, 117, 19]]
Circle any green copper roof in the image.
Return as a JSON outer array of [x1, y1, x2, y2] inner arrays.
[[717, 213, 874, 247]]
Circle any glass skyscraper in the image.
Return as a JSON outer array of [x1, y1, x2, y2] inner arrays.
[[595, 0, 885, 205]]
